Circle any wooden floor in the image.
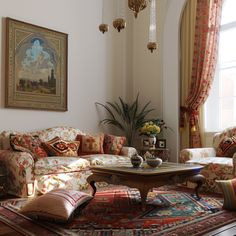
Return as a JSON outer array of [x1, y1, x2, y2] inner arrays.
[[203, 222, 236, 236], [0, 221, 236, 235]]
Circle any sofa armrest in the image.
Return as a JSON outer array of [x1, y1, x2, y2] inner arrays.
[[0, 150, 35, 197], [232, 153, 236, 177], [2, 150, 35, 168], [179, 147, 216, 163], [120, 146, 137, 158]]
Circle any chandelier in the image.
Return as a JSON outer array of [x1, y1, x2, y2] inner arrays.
[[99, 0, 157, 53]]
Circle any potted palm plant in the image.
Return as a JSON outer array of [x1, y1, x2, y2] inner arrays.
[[96, 94, 155, 146]]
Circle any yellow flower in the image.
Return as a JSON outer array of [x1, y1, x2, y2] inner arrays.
[[139, 121, 161, 136]]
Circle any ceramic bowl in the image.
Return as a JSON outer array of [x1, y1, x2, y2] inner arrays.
[[146, 156, 162, 168]]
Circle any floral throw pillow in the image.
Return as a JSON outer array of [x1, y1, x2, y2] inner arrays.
[[103, 134, 126, 155], [10, 134, 47, 160], [42, 136, 80, 157], [76, 134, 104, 155], [216, 136, 236, 157]]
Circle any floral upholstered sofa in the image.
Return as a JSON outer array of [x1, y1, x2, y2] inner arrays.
[[180, 126, 236, 193], [0, 126, 136, 198]]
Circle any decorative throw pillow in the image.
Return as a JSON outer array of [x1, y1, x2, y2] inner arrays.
[[215, 178, 236, 210], [76, 134, 104, 155], [103, 134, 126, 155], [216, 136, 236, 157], [42, 136, 80, 157], [19, 189, 93, 222], [10, 134, 47, 160]]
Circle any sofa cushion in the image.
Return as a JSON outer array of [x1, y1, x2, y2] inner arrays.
[[76, 134, 104, 155], [103, 134, 126, 155], [19, 189, 93, 222], [10, 134, 47, 160], [31, 126, 85, 142], [216, 136, 236, 157], [186, 156, 233, 166], [84, 154, 131, 166], [42, 136, 80, 157], [213, 126, 236, 149], [34, 156, 90, 175], [216, 178, 236, 210]]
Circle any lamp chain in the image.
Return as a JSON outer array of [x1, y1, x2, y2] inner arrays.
[[147, 0, 157, 52], [149, 0, 157, 42]]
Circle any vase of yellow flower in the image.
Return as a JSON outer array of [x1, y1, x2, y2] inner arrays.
[[139, 120, 162, 148]]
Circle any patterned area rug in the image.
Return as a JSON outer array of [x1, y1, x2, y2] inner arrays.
[[0, 186, 236, 236]]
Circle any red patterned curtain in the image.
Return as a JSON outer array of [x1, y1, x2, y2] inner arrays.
[[180, 0, 222, 148]]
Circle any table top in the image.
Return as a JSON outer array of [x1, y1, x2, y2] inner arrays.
[[138, 147, 169, 151], [90, 162, 203, 176]]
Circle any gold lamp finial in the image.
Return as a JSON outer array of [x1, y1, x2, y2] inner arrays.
[[99, 0, 158, 52], [128, 0, 148, 18], [113, 18, 126, 32], [99, 24, 109, 34], [147, 42, 157, 53]]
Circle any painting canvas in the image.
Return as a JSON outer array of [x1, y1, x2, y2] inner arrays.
[[5, 18, 68, 111]]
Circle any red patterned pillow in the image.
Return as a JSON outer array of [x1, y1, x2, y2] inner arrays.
[[42, 136, 80, 157], [216, 136, 236, 157], [103, 134, 126, 155], [10, 134, 47, 160], [76, 134, 104, 155]]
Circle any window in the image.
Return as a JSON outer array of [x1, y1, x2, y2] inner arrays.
[[204, 0, 236, 132]]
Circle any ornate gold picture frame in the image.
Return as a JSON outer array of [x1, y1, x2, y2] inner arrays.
[[5, 18, 68, 111]]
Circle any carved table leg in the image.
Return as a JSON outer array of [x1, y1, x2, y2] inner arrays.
[[139, 188, 150, 211], [188, 174, 206, 199], [87, 175, 97, 196]]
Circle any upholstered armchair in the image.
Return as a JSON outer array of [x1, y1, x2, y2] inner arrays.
[[180, 126, 236, 193]]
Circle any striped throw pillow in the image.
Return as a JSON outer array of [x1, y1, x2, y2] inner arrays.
[[216, 178, 236, 210], [19, 189, 93, 222]]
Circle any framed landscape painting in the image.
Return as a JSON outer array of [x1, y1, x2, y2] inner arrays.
[[5, 18, 68, 111]]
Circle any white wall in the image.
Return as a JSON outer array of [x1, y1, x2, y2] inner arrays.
[[132, 0, 186, 161], [162, 0, 186, 161], [0, 0, 188, 161], [132, 1, 168, 118], [0, 0, 128, 133]]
